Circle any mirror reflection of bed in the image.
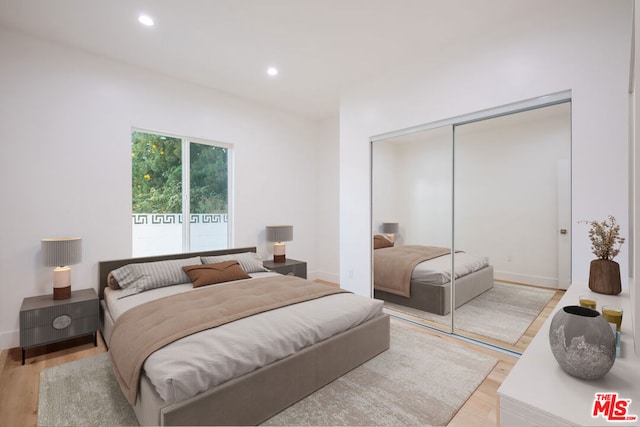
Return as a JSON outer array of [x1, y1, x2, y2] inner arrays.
[[373, 240, 494, 316], [371, 97, 570, 353]]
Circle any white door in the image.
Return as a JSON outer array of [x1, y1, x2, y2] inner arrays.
[[557, 159, 571, 289]]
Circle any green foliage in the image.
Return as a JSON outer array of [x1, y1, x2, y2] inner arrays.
[[190, 143, 228, 213], [131, 131, 228, 214]]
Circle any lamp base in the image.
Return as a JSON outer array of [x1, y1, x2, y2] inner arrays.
[[53, 286, 71, 300], [273, 254, 286, 263]]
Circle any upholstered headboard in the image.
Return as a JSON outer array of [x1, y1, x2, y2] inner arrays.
[[98, 246, 257, 299]]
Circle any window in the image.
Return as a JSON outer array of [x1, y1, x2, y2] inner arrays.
[[131, 129, 231, 256]]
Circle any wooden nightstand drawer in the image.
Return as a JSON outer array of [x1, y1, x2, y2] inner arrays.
[[277, 263, 307, 278], [263, 259, 307, 279], [21, 316, 98, 348], [19, 288, 99, 363], [20, 299, 97, 329]]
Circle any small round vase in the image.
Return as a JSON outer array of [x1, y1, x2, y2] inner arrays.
[[549, 305, 616, 380]]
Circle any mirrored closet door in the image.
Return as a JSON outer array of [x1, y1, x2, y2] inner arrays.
[[371, 94, 571, 353], [452, 102, 571, 352], [372, 125, 453, 334]]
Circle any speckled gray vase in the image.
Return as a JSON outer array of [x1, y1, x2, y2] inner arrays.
[[549, 305, 616, 380]]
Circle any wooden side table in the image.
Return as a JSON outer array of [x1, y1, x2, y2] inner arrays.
[[19, 288, 99, 365], [263, 258, 307, 279]]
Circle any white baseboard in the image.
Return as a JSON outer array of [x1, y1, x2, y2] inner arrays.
[[494, 270, 559, 288]]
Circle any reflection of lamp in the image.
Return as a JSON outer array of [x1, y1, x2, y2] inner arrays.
[[266, 225, 293, 263], [382, 222, 399, 243], [42, 237, 82, 300]]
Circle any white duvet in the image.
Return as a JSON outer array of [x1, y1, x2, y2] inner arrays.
[[105, 273, 384, 404], [410, 253, 490, 285]]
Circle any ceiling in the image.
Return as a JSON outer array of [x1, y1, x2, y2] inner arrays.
[[0, 0, 559, 121]]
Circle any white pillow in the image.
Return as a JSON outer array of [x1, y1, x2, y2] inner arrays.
[[201, 252, 268, 274], [112, 256, 202, 298]]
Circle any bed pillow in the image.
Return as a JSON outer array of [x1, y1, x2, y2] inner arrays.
[[107, 272, 121, 290], [183, 261, 251, 288], [201, 252, 268, 274], [111, 256, 202, 298], [374, 234, 394, 249]]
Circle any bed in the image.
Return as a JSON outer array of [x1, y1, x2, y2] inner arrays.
[[99, 247, 390, 426], [372, 237, 494, 315]]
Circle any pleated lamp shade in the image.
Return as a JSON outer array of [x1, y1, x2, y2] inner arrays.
[[382, 222, 399, 243], [266, 225, 293, 263], [42, 237, 82, 300], [382, 222, 399, 234]]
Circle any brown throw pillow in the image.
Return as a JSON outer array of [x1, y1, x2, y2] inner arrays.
[[107, 272, 121, 290], [373, 234, 394, 249], [183, 260, 251, 288]]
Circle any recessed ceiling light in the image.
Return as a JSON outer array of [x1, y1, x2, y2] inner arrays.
[[138, 15, 154, 26], [267, 67, 278, 77]]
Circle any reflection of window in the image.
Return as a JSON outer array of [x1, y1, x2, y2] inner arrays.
[[131, 129, 231, 256]]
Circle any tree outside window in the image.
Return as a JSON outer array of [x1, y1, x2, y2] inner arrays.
[[132, 130, 230, 255]]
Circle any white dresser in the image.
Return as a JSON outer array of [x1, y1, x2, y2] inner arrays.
[[498, 282, 640, 426]]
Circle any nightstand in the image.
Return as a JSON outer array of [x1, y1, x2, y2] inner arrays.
[[20, 288, 99, 365], [263, 258, 307, 279]]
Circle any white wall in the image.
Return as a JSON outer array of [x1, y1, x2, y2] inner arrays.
[[339, 0, 633, 297], [371, 140, 402, 239], [398, 130, 453, 249], [0, 27, 328, 349], [315, 116, 340, 283], [632, 0, 640, 355], [372, 127, 454, 248]]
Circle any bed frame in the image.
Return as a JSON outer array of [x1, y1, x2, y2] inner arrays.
[[98, 247, 390, 426], [374, 265, 494, 315]]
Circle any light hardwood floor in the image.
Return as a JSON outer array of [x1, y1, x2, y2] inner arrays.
[[0, 285, 563, 427], [0, 334, 108, 427]]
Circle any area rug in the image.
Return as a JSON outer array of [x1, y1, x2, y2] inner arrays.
[[37, 353, 138, 427], [38, 323, 497, 427], [385, 282, 556, 344], [263, 323, 497, 426]]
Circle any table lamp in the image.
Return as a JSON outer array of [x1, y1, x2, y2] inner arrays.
[[42, 237, 82, 300], [382, 222, 399, 243], [266, 225, 293, 263]]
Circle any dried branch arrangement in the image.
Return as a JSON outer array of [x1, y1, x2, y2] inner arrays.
[[580, 215, 625, 261]]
